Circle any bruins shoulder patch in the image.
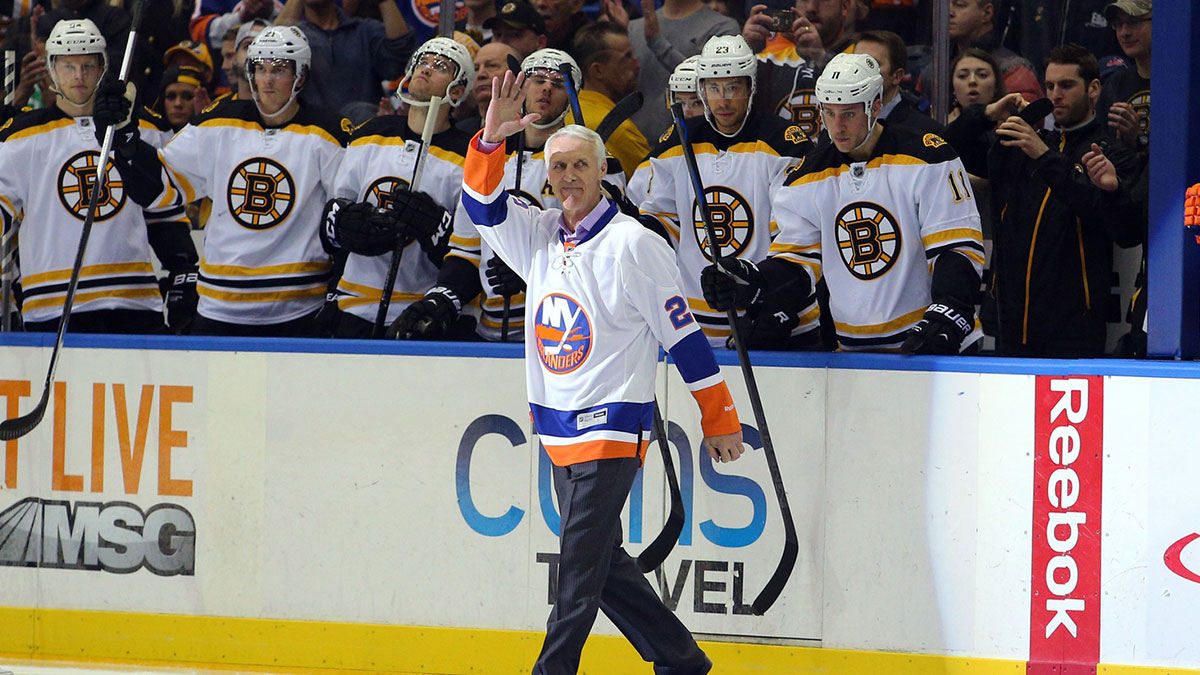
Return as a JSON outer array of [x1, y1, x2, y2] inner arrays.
[[341, 117, 354, 134], [784, 125, 808, 144], [659, 127, 673, 144], [0, 118, 11, 134], [923, 133, 946, 148]]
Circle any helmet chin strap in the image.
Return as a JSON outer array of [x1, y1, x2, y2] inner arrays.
[[530, 107, 568, 130], [393, 74, 463, 110], [701, 99, 753, 138], [250, 65, 305, 119]]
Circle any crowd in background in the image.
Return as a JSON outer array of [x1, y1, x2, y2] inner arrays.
[[0, 0, 1154, 358]]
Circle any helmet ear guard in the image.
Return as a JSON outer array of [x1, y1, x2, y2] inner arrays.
[[695, 35, 757, 137]]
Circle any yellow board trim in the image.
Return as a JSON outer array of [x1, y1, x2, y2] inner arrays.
[[0, 607, 1056, 675]]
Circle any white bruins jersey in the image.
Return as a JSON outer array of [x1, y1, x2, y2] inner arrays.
[[0, 107, 185, 323], [160, 99, 348, 325], [460, 134, 740, 467], [332, 116, 469, 323], [637, 113, 816, 346], [448, 137, 625, 341], [770, 124, 985, 351]]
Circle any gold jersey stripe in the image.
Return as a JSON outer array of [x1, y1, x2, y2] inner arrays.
[[197, 286, 326, 302], [200, 259, 332, 277], [833, 306, 926, 336], [22, 287, 161, 311], [23, 262, 156, 286]]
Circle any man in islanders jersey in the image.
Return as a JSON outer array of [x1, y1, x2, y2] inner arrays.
[[97, 26, 348, 336], [0, 19, 197, 334], [457, 69, 742, 675], [393, 49, 624, 342], [319, 37, 472, 338], [637, 34, 819, 349], [704, 53, 984, 353]]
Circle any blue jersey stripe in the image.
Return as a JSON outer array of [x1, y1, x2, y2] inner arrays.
[[531, 401, 653, 439], [669, 329, 720, 384], [462, 191, 509, 228]]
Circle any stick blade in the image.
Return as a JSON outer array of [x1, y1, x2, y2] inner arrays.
[[507, 54, 522, 75], [636, 501, 685, 573], [0, 387, 50, 441], [750, 536, 798, 615]]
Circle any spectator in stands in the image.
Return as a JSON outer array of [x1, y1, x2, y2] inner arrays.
[[853, 30, 941, 135], [742, 5, 822, 135], [704, 0, 744, 24], [1097, 0, 1150, 153], [799, 0, 858, 59], [945, 44, 1138, 358], [459, 40, 519, 133], [570, 21, 649, 177], [276, 0, 414, 116], [9, 10, 55, 111], [218, 26, 239, 91], [190, 0, 280, 53], [485, 0, 547, 60], [947, 47, 1004, 124], [457, 0, 497, 45], [156, 66, 210, 132], [163, 40, 216, 93], [603, 0, 738, 141], [938, 0, 1041, 102], [534, 0, 589, 52]]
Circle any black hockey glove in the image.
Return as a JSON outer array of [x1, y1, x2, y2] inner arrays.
[[485, 256, 525, 298], [387, 286, 461, 340], [700, 258, 764, 311], [901, 299, 975, 355], [161, 266, 198, 334], [601, 180, 639, 218], [321, 199, 403, 257], [392, 188, 450, 264], [93, 78, 140, 155]]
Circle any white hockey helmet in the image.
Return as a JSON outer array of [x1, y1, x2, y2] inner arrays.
[[695, 35, 757, 136], [46, 19, 109, 102], [816, 52, 885, 144], [668, 55, 701, 95], [245, 26, 311, 116], [521, 48, 581, 130], [396, 36, 476, 109]]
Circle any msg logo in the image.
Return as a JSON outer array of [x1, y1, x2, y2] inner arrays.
[[0, 498, 195, 576]]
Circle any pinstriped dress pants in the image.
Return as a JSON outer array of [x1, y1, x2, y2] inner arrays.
[[532, 456, 712, 675]]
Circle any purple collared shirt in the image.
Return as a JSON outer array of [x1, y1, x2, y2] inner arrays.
[[559, 197, 609, 245]]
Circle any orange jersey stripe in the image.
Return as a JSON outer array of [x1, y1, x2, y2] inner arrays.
[[692, 382, 740, 437], [541, 438, 650, 467], [463, 130, 507, 197]]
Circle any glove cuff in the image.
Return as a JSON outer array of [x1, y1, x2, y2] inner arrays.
[[427, 286, 462, 312], [926, 300, 973, 339]]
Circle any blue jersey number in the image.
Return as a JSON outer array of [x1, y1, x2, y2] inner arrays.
[[665, 296, 694, 329]]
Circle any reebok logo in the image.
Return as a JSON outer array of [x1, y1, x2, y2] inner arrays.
[[0, 498, 196, 576]]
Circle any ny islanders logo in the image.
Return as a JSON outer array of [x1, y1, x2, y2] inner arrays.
[[535, 294, 593, 374]]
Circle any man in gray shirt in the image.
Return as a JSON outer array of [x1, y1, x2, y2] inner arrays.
[[601, 0, 738, 139]]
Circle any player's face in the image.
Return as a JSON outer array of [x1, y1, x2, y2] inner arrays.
[[673, 91, 704, 118], [53, 54, 104, 105], [409, 51, 459, 102], [953, 56, 998, 108], [251, 59, 298, 115], [821, 101, 874, 152], [546, 135, 603, 217], [1111, 10, 1151, 60], [523, 69, 569, 124], [700, 76, 751, 134], [1044, 62, 1098, 127], [473, 43, 517, 114], [163, 82, 198, 129]]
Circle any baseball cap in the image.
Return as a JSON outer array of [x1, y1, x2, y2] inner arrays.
[[484, 1, 546, 35], [236, 19, 271, 50], [163, 40, 214, 81], [1104, 0, 1151, 20]]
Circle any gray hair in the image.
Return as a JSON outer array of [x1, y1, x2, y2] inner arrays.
[[544, 124, 607, 171]]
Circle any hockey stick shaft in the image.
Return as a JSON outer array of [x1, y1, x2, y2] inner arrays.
[[500, 129, 523, 343], [669, 102, 797, 614], [1, 49, 13, 333], [557, 63, 584, 127], [373, 95, 444, 338], [437, 0, 455, 37], [3, 50, 13, 105], [637, 399, 686, 573], [595, 91, 643, 144], [0, 0, 148, 441]]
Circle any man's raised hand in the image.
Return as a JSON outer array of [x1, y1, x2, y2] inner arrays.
[[483, 70, 540, 144]]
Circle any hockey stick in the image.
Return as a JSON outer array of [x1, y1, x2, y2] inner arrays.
[[557, 62, 584, 127], [595, 91, 643, 144], [2, 49, 14, 333], [436, 0, 455, 37], [372, 94, 444, 338], [499, 54, 526, 343], [0, 0, 148, 441], [669, 102, 797, 614], [637, 400, 686, 573]]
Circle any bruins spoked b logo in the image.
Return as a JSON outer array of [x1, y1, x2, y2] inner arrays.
[[692, 186, 753, 262], [228, 157, 295, 230], [58, 151, 125, 221], [835, 201, 901, 280], [365, 176, 410, 210]]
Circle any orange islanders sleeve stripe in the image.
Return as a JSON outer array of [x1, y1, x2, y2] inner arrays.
[[540, 438, 651, 467], [693, 382, 740, 437], [462, 130, 511, 227]]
